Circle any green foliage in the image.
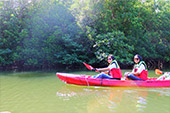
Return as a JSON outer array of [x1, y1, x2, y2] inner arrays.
[[0, 0, 90, 69], [0, 0, 22, 66], [93, 31, 134, 63], [54, 35, 85, 64], [0, 0, 170, 70], [0, 48, 12, 65], [72, 0, 170, 64]]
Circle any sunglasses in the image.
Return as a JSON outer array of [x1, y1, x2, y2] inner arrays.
[[107, 58, 112, 60], [134, 58, 139, 60]]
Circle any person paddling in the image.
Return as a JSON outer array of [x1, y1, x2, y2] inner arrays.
[[125, 54, 148, 81], [155, 69, 170, 80], [91, 55, 122, 80]]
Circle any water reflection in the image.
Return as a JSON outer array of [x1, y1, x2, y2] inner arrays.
[[56, 85, 98, 100], [56, 86, 170, 113]]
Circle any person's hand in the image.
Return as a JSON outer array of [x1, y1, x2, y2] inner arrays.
[[92, 68, 101, 73], [91, 68, 96, 71], [95, 68, 99, 72]]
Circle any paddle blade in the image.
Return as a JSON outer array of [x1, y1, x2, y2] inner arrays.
[[155, 69, 163, 75], [83, 62, 94, 70]]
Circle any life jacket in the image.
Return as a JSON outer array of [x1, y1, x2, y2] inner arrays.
[[133, 61, 148, 80], [109, 60, 122, 79]]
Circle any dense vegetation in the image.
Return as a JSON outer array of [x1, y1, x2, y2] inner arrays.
[[0, 0, 170, 71]]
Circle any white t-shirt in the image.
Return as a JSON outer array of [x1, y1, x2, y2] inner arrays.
[[108, 63, 117, 69], [132, 64, 145, 73]]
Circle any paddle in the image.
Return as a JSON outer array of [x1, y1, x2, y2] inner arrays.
[[83, 62, 95, 70], [155, 69, 164, 75]]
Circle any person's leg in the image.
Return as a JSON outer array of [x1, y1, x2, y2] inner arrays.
[[156, 75, 165, 80], [91, 73, 100, 78], [110, 78, 121, 80], [124, 72, 130, 80], [91, 73, 102, 78], [127, 74, 144, 81], [165, 76, 170, 80], [165, 73, 170, 80], [91, 73, 113, 79], [98, 73, 113, 79]]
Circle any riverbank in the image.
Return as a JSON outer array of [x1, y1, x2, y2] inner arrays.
[[0, 70, 164, 78]]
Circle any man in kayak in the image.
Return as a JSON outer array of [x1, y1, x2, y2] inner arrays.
[[125, 54, 148, 81], [91, 55, 122, 80]]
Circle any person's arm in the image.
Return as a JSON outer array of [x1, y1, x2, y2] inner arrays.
[[96, 63, 117, 72], [96, 67, 109, 72], [157, 75, 165, 80], [131, 68, 135, 73], [131, 71, 140, 75], [131, 64, 145, 75]]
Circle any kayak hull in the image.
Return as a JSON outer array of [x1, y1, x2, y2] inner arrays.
[[56, 73, 170, 87]]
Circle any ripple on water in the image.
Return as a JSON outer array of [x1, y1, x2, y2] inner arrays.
[[0, 112, 11, 113]]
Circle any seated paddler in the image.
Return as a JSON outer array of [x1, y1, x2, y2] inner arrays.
[[91, 54, 122, 80], [156, 69, 170, 80], [125, 54, 148, 81]]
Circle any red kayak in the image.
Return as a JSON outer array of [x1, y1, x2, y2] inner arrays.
[[56, 73, 170, 87]]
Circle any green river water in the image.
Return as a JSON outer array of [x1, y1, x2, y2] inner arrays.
[[0, 71, 170, 113]]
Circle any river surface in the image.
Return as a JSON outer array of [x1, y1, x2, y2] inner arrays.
[[0, 71, 170, 113]]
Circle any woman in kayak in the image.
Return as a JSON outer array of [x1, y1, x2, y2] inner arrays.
[[91, 55, 122, 80], [125, 54, 148, 81]]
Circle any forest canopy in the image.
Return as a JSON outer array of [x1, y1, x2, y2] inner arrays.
[[0, 0, 170, 70]]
